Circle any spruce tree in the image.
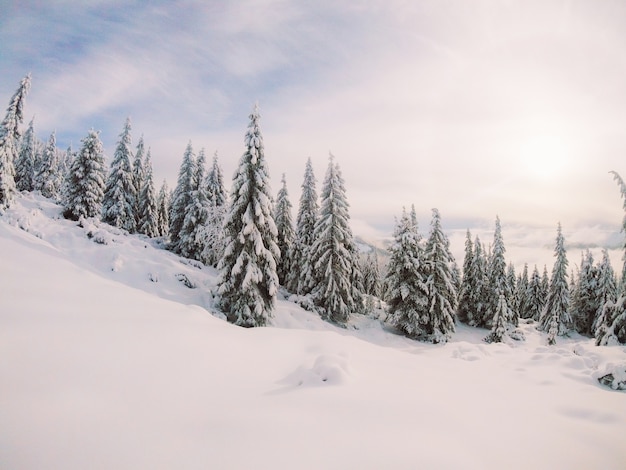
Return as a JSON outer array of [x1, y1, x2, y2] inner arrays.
[[132, 136, 145, 226], [34, 131, 62, 200], [457, 229, 475, 324], [179, 149, 211, 260], [157, 180, 170, 237], [527, 265, 545, 321], [274, 173, 295, 285], [595, 172, 626, 345], [287, 157, 319, 295], [470, 236, 489, 326], [102, 118, 136, 232], [484, 216, 512, 328], [15, 117, 37, 192], [485, 294, 508, 343], [538, 223, 571, 343], [385, 207, 428, 337], [63, 130, 106, 220], [592, 249, 617, 335], [517, 263, 531, 319], [310, 155, 359, 324], [571, 250, 599, 336], [169, 142, 196, 252], [217, 105, 280, 327], [137, 149, 159, 238], [202, 152, 227, 267], [0, 74, 31, 208], [423, 208, 457, 343]]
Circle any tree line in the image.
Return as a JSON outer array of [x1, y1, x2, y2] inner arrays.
[[1, 75, 625, 346]]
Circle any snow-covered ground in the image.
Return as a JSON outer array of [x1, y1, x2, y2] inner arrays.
[[1, 194, 625, 470]]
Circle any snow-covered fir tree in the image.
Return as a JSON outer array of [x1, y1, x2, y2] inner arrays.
[[422, 208, 457, 343], [361, 250, 381, 300], [63, 129, 106, 220], [217, 105, 280, 327], [286, 157, 319, 295], [470, 236, 489, 326], [310, 155, 359, 324], [595, 172, 626, 345], [516, 263, 530, 319], [0, 74, 30, 208], [202, 152, 227, 267], [526, 265, 545, 321], [484, 216, 513, 328], [485, 294, 509, 343], [385, 207, 428, 337], [457, 229, 475, 324], [132, 136, 145, 226], [274, 173, 295, 285], [538, 223, 571, 344], [178, 149, 211, 261], [15, 117, 37, 192], [169, 142, 196, 252], [137, 149, 159, 238], [506, 263, 519, 326], [157, 180, 170, 237], [592, 249, 617, 336], [34, 131, 62, 200], [571, 250, 599, 336], [102, 118, 136, 232]]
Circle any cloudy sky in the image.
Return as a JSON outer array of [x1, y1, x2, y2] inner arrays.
[[2, 0, 626, 270]]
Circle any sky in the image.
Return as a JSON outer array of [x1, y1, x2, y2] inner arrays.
[[1, 0, 626, 270]]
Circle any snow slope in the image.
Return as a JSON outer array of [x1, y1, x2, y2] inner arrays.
[[1, 194, 625, 470]]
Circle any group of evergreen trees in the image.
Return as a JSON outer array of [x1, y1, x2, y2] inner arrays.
[[1, 74, 626, 346]]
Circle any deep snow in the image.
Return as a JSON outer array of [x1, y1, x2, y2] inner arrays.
[[1, 193, 625, 470]]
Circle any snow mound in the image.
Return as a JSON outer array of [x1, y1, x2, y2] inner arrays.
[[279, 353, 352, 387]]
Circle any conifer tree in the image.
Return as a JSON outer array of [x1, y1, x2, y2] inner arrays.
[[422, 208, 457, 342], [63, 130, 106, 220], [274, 173, 295, 285], [58, 143, 75, 207], [287, 157, 319, 294], [179, 149, 211, 260], [0, 74, 30, 208], [310, 155, 359, 324], [541, 265, 550, 300], [137, 149, 159, 238], [592, 249, 617, 335], [506, 263, 519, 326], [157, 180, 170, 237], [595, 172, 626, 345], [517, 263, 531, 319], [217, 105, 280, 327], [202, 152, 227, 267], [470, 236, 489, 326], [34, 131, 62, 200], [361, 250, 381, 299], [132, 136, 145, 226], [539, 223, 571, 343], [484, 216, 512, 328], [485, 294, 508, 343], [385, 207, 428, 337], [457, 229, 475, 324], [102, 118, 136, 232], [15, 117, 37, 192], [169, 142, 196, 252], [527, 265, 545, 321], [571, 250, 599, 336]]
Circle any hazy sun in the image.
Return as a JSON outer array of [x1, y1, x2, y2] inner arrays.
[[520, 135, 569, 180]]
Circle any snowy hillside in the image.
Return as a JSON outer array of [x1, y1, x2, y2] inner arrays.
[[1, 194, 626, 470]]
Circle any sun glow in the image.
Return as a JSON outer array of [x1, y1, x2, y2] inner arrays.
[[519, 135, 570, 180]]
